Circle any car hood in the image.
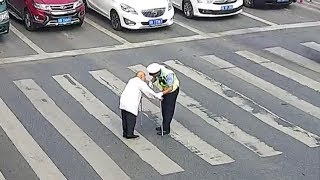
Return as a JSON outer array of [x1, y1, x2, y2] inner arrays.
[[34, 0, 77, 4], [120, 0, 168, 10]]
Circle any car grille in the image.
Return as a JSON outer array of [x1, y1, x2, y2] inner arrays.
[[141, 8, 166, 18], [50, 3, 74, 11], [213, 0, 237, 4], [198, 5, 242, 15]]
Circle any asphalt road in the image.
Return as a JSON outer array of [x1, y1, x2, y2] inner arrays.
[[0, 2, 320, 180]]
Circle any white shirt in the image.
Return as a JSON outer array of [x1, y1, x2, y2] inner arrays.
[[120, 77, 158, 116]]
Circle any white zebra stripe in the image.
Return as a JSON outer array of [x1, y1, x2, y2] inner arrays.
[[129, 64, 282, 157], [165, 60, 320, 148], [14, 79, 129, 180], [0, 97, 66, 180], [53, 74, 184, 175], [265, 47, 320, 74], [236, 51, 320, 92], [89, 69, 235, 166], [0, 171, 5, 180], [202, 55, 320, 120], [301, 42, 320, 53]]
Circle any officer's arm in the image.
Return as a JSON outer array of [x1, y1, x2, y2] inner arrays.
[[162, 74, 174, 95]]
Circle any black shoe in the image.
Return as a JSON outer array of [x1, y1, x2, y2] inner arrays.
[[126, 135, 139, 139], [157, 131, 170, 135], [155, 127, 162, 131], [123, 134, 127, 138]]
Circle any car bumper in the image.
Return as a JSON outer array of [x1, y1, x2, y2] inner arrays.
[[193, 0, 243, 17], [31, 5, 85, 28], [254, 0, 295, 6], [119, 8, 174, 29], [0, 21, 9, 35]]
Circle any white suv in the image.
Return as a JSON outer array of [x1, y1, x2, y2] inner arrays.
[[172, 0, 243, 18], [85, 0, 174, 30]]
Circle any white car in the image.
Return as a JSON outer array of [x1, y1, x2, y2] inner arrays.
[[172, 0, 243, 18], [84, 0, 175, 30]]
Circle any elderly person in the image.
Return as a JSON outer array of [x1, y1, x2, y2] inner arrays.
[[120, 71, 163, 139], [147, 63, 180, 135]]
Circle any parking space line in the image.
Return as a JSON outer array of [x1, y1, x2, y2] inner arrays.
[[84, 18, 130, 44], [1, 21, 320, 65], [10, 24, 46, 54], [296, 3, 320, 13], [173, 20, 210, 36], [241, 12, 278, 26]]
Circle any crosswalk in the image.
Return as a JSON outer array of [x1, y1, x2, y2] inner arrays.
[[0, 41, 319, 179]]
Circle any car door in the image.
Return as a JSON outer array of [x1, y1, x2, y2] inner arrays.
[[87, 0, 109, 17], [171, 0, 182, 10], [7, 0, 24, 17], [97, 0, 113, 18]]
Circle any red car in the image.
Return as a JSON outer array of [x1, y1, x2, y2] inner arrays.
[[7, 0, 85, 31]]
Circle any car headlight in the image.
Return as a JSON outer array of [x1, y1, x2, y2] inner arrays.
[[168, 1, 173, 11], [0, 11, 9, 22], [197, 0, 214, 3], [34, 3, 51, 11], [120, 3, 138, 14], [74, 0, 83, 8]]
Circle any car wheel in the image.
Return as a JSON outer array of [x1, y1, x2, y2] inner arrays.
[[244, 0, 254, 7], [24, 9, 36, 31], [110, 10, 122, 31], [183, 0, 194, 19], [83, 0, 89, 10]]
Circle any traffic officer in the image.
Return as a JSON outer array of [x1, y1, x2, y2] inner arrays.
[[120, 71, 163, 139], [147, 63, 180, 135]]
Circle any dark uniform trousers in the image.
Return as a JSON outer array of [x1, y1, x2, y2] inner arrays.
[[161, 87, 179, 133], [121, 110, 137, 136]]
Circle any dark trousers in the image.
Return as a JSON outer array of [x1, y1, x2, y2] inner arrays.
[[121, 110, 137, 136], [161, 87, 179, 132]]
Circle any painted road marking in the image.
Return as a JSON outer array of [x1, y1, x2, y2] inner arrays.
[[165, 60, 320, 148], [241, 12, 278, 26], [84, 18, 130, 44], [301, 42, 320, 53], [210, 21, 320, 37], [1, 21, 320, 65], [0, 171, 5, 180], [10, 25, 45, 54], [173, 19, 210, 36], [203, 55, 320, 121], [236, 51, 320, 92], [14, 79, 129, 180], [89, 69, 235, 165], [0, 97, 66, 180], [53, 74, 184, 175], [129, 64, 282, 157], [265, 47, 320, 74]]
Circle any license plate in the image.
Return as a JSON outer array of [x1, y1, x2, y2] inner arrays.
[[58, 17, 71, 24], [277, 0, 289, 2], [221, 5, 233, 10], [149, 19, 163, 27]]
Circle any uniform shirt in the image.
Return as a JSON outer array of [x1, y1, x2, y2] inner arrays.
[[120, 77, 158, 116], [160, 69, 174, 86]]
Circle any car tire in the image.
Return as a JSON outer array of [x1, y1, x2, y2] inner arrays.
[[83, 0, 90, 11], [183, 0, 194, 19], [24, 9, 36, 31], [76, 19, 84, 27], [110, 10, 122, 31], [244, 0, 254, 7]]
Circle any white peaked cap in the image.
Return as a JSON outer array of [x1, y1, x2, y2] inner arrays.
[[147, 63, 161, 74]]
